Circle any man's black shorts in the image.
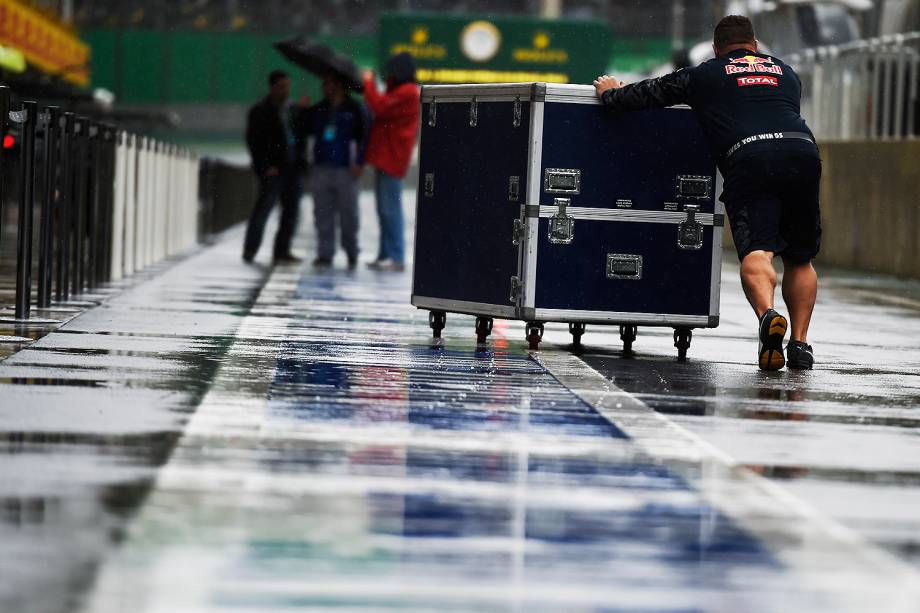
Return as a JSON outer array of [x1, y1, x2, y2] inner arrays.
[[720, 143, 822, 263]]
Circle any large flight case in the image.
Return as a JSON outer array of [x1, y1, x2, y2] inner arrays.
[[411, 83, 723, 359]]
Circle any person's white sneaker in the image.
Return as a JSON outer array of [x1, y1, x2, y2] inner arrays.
[[372, 259, 405, 272]]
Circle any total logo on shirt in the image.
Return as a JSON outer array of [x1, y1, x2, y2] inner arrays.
[[724, 55, 784, 76], [737, 75, 779, 87]]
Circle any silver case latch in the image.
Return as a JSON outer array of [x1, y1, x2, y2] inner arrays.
[[548, 197, 574, 245], [509, 276, 521, 303], [469, 97, 478, 127], [424, 172, 434, 198], [676, 175, 712, 200], [606, 254, 643, 280], [513, 95, 522, 127], [512, 218, 525, 246], [678, 204, 704, 250], [428, 98, 437, 127], [508, 176, 520, 201], [544, 168, 581, 194]]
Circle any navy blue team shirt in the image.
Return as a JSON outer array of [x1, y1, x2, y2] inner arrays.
[[601, 48, 816, 164]]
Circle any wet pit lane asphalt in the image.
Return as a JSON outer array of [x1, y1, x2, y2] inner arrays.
[[1, 194, 920, 612]]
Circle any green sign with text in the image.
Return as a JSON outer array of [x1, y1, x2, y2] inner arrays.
[[379, 12, 611, 85]]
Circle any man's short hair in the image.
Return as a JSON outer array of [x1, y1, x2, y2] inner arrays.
[[713, 15, 756, 49], [269, 70, 289, 87]]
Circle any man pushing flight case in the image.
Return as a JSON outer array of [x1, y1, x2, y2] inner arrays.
[[594, 15, 821, 370], [411, 81, 722, 360]]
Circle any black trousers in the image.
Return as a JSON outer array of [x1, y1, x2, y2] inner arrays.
[[722, 148, 822, 263], [243, 168, 303, 259]]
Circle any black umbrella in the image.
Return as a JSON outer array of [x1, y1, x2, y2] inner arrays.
[[274, 37, 363, 92]]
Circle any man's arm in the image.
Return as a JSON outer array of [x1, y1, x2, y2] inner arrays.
[[595, 70, 692, 111], [362, 72, 418, 120]]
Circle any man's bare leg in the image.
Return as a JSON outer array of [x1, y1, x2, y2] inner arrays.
[[781, 258, 817, 343], [740, 250, 788, 370], [740, 250, 776, 317]]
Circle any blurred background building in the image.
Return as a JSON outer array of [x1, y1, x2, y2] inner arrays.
[[4, 0, 917, 146]]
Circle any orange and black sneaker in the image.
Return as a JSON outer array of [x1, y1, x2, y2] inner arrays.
[[758, 308, 788, 371]]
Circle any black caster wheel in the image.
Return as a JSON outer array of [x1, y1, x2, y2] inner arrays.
[[475, 316, 494, 344], [526, 321, 545, 350], [429, 310, 446, 339], [619, 325, 638, 354], [568, 322, 586, 348], [673, 327, 692, 361]]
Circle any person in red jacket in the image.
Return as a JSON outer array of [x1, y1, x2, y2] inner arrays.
[[362, 52, 421, 272]]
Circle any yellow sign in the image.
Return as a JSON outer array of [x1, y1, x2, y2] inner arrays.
[[390, 24, 447, 59], [411, 26, 428, 45], [0, 0, 90, 86], [533, 31, 550, 49], [416, 68, 568, 84], [512, 30, 569, 64]]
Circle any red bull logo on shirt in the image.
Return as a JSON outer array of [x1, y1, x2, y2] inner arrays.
[[724, 55, 783, 76]]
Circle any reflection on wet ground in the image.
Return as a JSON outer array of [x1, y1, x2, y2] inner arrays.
[[580, 263, 920, 570], [84, 264, 806, 613], [3, 195, 920, 612], [0, 227, 268, 613]]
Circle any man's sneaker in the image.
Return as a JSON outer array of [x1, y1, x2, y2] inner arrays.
[[242, 252, 255, 264], [787, 340, 814, 370], [758, 308, 788, 371], [312, 258, 332, 269]]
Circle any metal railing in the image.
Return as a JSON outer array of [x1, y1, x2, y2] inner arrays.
[[790, 32, 920, 140], [0, 85, 200, 323]]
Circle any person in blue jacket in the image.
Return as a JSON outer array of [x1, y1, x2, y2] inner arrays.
[[595, 15, 820, 371], [302, 74, 367, 270]]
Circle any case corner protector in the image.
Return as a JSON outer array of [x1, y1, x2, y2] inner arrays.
[[530, 82, 547, 102]]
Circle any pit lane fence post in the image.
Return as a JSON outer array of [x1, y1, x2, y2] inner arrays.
[[0, 95, 202, 323]]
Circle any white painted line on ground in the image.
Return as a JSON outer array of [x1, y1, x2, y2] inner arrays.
[[83, 264, 298, 613], [535, 349, 920, 612]]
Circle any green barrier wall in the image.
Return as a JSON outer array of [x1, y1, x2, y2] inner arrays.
[[84, 30, 378, 104], [83, 28, 669, 103]]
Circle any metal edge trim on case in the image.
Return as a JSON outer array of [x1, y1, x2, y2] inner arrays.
[[410, 119, 429, 299], [709, 169, 724, 320], [543, 83, 598, 104], [543, 96, 600, 105], [531, 82, 546, 102], [713, 169, 726, 215], [421, 83, 543, 102], [709, 214, 724, 320], [521, 98, 545, 315], [412, 296, 517, 318], [536, 206, 718, 225], [533, 309, 711, 326]]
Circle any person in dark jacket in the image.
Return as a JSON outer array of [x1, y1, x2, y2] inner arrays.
[[362, 52, 421, 272], [302, 75, 367, 269], [594, 15, 820, 371], [243, 70, 307, 264]]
